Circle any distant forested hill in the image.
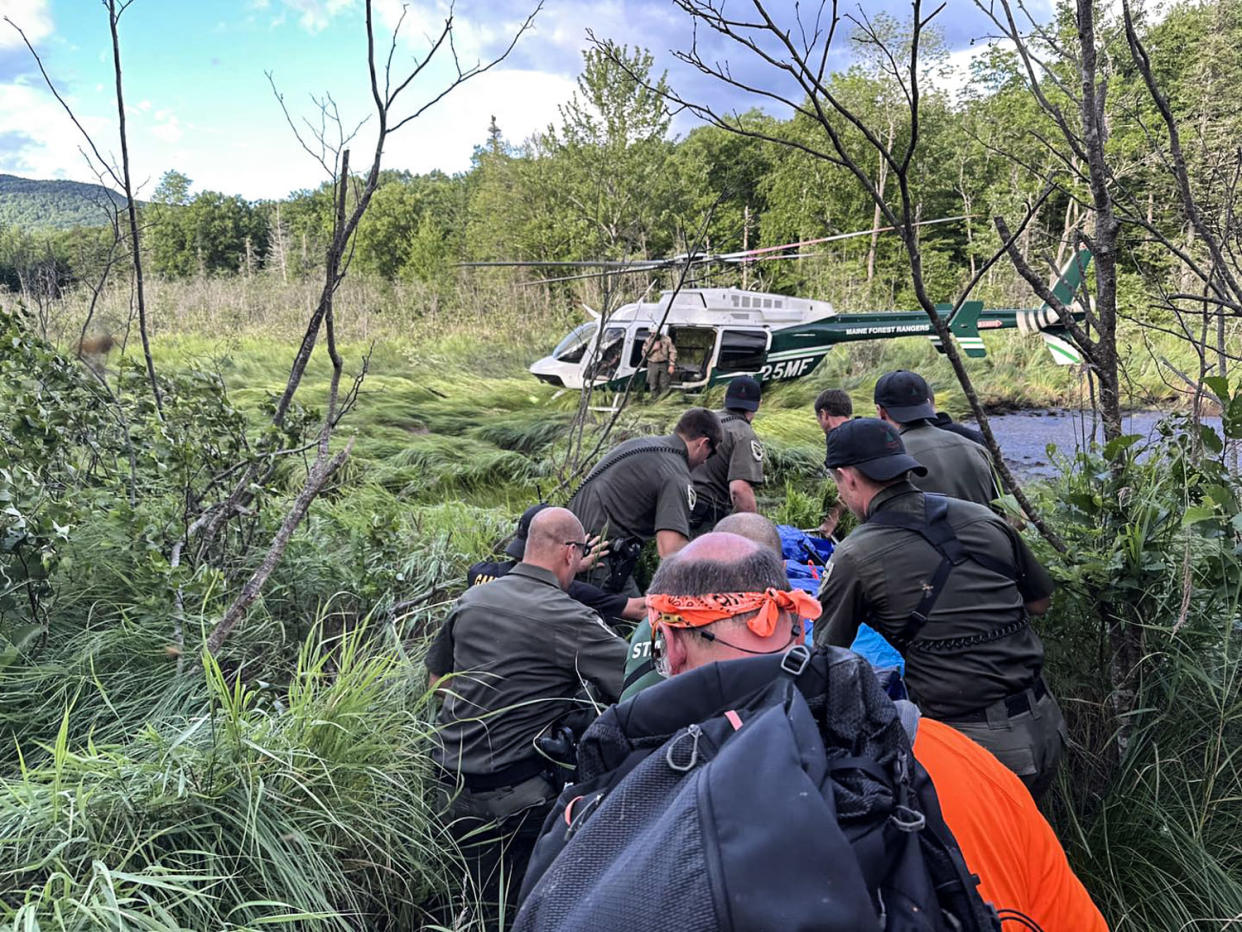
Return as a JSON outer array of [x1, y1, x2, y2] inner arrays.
[[0, 174, 129, 230]]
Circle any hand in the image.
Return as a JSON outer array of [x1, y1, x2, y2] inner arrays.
[[819, 503, 844, 539], [579, 534, 610, 570], [667, 364, 675, 374]]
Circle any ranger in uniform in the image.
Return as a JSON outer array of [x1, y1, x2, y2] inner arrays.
[[689, 376, 765, 534], [433, 507, 627, 922], [926, 383, 986, 446], [641, 328, 677, 399], [874, 369, 998, 507], [815, 418, 1063, 799], [568, 407, 722, 595], [424, 503, 646, 690]]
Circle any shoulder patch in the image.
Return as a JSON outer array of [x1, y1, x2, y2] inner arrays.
[[750, 439, 764, 461], [687, 483, 697, 512]]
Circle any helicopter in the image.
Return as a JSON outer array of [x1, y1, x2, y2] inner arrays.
[[465, 225, 1092, 394]]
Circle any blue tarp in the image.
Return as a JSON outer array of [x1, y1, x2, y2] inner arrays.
[[777, 524, 906, 678]]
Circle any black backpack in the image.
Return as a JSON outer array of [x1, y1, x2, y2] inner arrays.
[[514, 647, 999, 932]]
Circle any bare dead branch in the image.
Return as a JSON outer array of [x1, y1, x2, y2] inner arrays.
[[205, 440, 354, 656]]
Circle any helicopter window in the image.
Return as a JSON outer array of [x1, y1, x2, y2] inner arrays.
[[553, 321, 598, 363], [718, 329, 769, 372], [586, 327, 626, 380]]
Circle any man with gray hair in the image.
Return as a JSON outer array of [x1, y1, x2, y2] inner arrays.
[[618, 511, 786, 700], [434, 506, 627, 924]]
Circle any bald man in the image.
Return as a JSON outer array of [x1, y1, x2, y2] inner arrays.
[[714, 510, 783, 554], [433, 507, 627, 923], [640, 533, 1107, 932], [619, 512, 787, 701]]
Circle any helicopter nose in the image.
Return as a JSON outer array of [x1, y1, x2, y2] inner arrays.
[[530, 355, 580, 390]]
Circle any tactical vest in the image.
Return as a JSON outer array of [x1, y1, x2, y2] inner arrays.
[[866, 494, 1021, 649]]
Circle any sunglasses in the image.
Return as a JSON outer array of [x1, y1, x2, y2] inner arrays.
[[650, 617, 805, 679], [564, 540, 591, 555]]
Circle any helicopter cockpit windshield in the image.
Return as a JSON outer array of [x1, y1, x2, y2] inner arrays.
[[552, 321, 598, 363]]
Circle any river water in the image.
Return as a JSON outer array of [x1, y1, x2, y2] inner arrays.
[[964, 408, 1225, 481]]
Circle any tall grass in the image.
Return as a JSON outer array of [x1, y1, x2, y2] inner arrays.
[[0, 620, 467, 930], [8, 271, 1241, 929]]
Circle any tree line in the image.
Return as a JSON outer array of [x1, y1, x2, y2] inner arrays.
[[0, 2, 1239, 322], [0, 7, 1206, 306]]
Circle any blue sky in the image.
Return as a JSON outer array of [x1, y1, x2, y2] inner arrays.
[[0, 0, 1052, 201]]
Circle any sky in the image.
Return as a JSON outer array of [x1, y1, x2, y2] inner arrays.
[[0, 0, 1055, 202]]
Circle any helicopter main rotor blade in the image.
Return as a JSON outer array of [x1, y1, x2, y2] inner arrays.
[[465, 215, 969, 279], [519, 266, 666, 286], [713, 215, 969, 263], [459, 259, 665, 269]]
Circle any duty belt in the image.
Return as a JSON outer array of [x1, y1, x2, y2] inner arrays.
[[946, 677, 1049, 724], [443, 756, 548, 793]]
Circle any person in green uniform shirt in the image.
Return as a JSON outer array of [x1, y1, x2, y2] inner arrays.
[[641, 328, 677, 399], [620, 511, 785, 701], [874, 369, 998, 507], [814, 388, 854, 537], [433, 507, 627, 923], [568, 408, 722, 596], [815, 418, 1064, 799], [689, 376, 766, 534]]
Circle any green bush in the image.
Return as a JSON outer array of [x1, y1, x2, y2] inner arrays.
[[1029, 403, 1242, 930]]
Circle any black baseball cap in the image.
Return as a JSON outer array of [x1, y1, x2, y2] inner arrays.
[[505, 503, 550, 558], [824, 417, 927, 481], [874, 370, 935, 422], [724, 375, 762, 412]]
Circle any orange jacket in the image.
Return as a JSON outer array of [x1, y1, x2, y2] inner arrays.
[[914, 719, 1109, 932]]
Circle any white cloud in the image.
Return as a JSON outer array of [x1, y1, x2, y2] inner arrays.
[[278, 0, 355, 33], [0, 81, 117, 183], [379, 67, 576, 172], [0, 0, 52, 50], [151, 111, 183, 144]]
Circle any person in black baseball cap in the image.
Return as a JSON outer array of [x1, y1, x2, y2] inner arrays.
[[690, 377, 766, 534], [874, 369, 998, 507], [825, 417, 927, 495], [505, 503, 551, 559], [818, 416, 1063, 801], [874, 369, 936, 422], [723, 374, 761, 411]]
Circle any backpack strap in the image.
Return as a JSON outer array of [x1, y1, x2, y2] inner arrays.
[[621, 658, 655, 693], [866, 495, 1020, 643]]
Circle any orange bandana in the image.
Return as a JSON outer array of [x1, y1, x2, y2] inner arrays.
[[648, 588, 822, 640]]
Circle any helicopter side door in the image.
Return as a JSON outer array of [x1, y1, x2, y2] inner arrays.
[[668, 326, 718, 388]]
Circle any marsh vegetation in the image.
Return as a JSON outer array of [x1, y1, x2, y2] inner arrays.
[[2, 0, 1242, 928]]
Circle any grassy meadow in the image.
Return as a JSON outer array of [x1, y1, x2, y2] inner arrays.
[[3, 273, 1238, 929]]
